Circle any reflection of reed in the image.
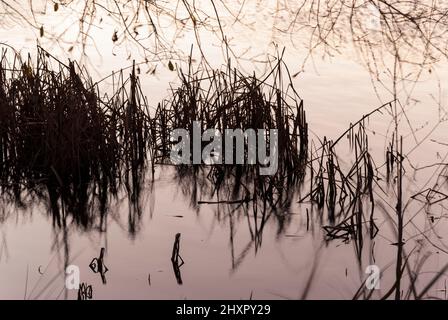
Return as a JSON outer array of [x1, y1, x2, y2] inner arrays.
[[171, 233, 184, 285], [89, 247, 109, 285], [153, 52, 308, 182], [171, 260, 184, 286], [300, 101, 448, 300]]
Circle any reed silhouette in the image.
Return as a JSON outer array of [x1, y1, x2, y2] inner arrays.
[[0, 47, 148, 233]]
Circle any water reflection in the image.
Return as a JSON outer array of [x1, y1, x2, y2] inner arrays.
[[3, 1, 447, 89], [77, 283, 93, 300], [174, 165, 299, 270], [171, 233, 184, 285], [89, 248, 108, 285]]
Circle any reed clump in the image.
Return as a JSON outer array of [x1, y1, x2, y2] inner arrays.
[[303, 121, 380, 245], [152, 56, 308, 209], [0, 47, 149, 230]]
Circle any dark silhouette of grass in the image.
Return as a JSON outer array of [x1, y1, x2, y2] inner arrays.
[[0, 47, 149, 232], [152, 51, 308, 181]]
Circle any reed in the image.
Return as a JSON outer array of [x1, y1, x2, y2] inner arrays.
[[0, 47, 150, 231], [152, 54, 308, 209]]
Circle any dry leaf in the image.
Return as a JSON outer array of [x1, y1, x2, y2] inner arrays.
[[168, 61, 174, 71]]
